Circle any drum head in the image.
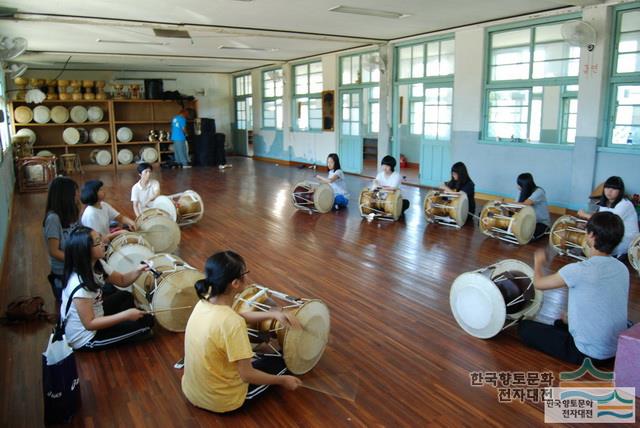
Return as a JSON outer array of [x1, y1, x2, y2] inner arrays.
[[92, 149, 111, 166], [150, 196, 177, 221], [14, 106, 33, 123], [135, 208, 180, 253], [313, 183, 334, 213], [90, 127, 109, 144], [118, 149, 134, 165], [117, 127, 133, 143], [151, 268, 203, 332], [33, 105, 51, 124], [62, 127, 80, 145], [282, 300, 330, 374], [511, 206, 536, 245], [106, 244, 154, 276], [140, 147, 158, 163], [50, 106, 70, 124], [36, 150, 54, 157], [628, 235, 640, 271], [451, 192, 469, 227], [87, 106, 104, 122], [70, 105, 88, 123], [450, 271, 506, 339], [388, 190, 403, 220]]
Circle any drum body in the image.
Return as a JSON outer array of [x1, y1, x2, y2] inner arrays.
[[172, 190, 204, 226], [450, 259, 542, 339], [479, 201, 536, 245], [60, 153, 77, 175], [549, 215, 590, 261], [232, 284, 330, 374], [628, 235, 640, 274], [359, 188, 403, 221], [62, 127, 89, 145], [423, 190, 469, 228], [134, 208, 181, 253], [133, 253, 203, 332], [105, 232, 154, 274], [291, 181, 334, 214]]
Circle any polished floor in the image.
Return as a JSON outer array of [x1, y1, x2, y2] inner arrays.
[[1, 156, 638, 427]]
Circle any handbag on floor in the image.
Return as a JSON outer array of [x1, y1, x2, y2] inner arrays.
[[42, 284, 83, 425]]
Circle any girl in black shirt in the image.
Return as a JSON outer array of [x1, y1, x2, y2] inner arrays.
[[443, 162, 476, 220]]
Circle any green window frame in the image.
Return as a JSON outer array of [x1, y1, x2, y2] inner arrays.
[[482, 15, 581, 145], [262, 68, 283, 130], [339, 51, 381, 136], [606, 4, 640, 148], [395, 36, 454, 141], [292, 61, 322, 131], [234, 74, 252, 130]]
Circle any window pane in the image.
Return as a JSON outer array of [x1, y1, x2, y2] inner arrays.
[[411, 83, 423, 98], [491, 63, 530, 80], [492, 28, 530, 48], [370, 86, 380, 99], [617, 52, 640, 73], [310, 62, 322, 73], [310, 72, 323, 93], [425, 88, 438, 104], [342, 122, 350, 135], [424, 123, 437, 139], [529, 99, 542, 142], [532, 58, 580, 78], [438, 123, 451, 140], [439, 87, 453, 104], [370, 102, 379, 133], [535, 22, 564, 43], [618, 31, 640, 53], [342, 57, 352, 85], [276, 99, 283, 129], [426, 41, 440, 76], [411, 101, 423, 134], [412, 44, 424, 78], [352, 56, 361, 83], [399, 46, 412, 79], [621, 10, 640, 32], [297, 97, 309, 130], [488, 89, 530, 140], [295, 64, 307, 76], [296, 75, 309, 95], [351, 122, 359, 135]]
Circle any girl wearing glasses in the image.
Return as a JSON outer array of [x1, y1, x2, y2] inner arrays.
[[182, 251, 302, 413], [60, 226, 154, 350]]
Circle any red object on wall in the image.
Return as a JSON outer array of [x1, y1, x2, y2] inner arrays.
[[399, 154, 408, 168]]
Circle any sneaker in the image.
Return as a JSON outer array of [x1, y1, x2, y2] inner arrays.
[[219, 165, 225, 170], [182, 165, 192, 169], [334, 204, 339, 210]]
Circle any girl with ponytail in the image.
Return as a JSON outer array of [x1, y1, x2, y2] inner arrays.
[[182, 251, 302, 413]]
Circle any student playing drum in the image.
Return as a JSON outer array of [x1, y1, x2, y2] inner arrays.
[[60, 226, 154, 350], [442, 162, 475, 222], [372, 155, 410, 216], [316, 153, 349, 210], [577, 176, 639, 260], [182, 251, 302, 413], [518, 211, 629, 365], [81, 180, 136, 244], [516, 173, 550, 240], [131, 162, 161, 217]]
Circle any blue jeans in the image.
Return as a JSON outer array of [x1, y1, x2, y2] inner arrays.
[[334, 194, 349, 209], [172, 139, 189, 166]]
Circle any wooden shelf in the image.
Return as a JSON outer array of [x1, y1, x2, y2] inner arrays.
[[15, 121, 110, 127], [10, 99, 196, 173]]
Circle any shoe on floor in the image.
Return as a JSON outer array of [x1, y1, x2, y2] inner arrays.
[[182, 165, 192, 169], [218, 165, 225, 170]]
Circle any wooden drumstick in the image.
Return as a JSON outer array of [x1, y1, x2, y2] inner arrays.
[[145, 305, 193, 314]]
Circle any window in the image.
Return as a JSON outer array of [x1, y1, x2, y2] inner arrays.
[[341, 52, 381, 85], [396, 37, 454, 141], [262, 69, 283, 130], [234, 74, 252, 130], [608, 6, 640, 146], [339, 51, 381, 135], [484, 17, 580, 144], [293, 62, 322, 131]]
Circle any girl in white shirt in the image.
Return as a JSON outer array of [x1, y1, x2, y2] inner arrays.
[[578, 176, 639, 258], [80, 179, 136, 243], [60, 226, 153, 350], [131, 162, 161, 217], [316, 153, 349, 210], [372, 155, 410, 216]]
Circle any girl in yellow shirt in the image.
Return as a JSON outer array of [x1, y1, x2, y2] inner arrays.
[[182, 251, 302, 413]]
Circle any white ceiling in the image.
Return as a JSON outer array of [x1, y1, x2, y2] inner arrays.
[[0, 0, 602, 73]]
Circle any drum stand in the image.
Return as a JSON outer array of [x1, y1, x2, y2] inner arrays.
[[235, 285, 308, 357], [291, 191, 317, 214]]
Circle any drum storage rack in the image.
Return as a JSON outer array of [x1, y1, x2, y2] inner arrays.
[[9, 99, 197, 172]]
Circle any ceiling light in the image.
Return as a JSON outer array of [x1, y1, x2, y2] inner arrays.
[[96, 39, 169, 46], [328, 5, 410, 19], [218, 45, 278, 52]]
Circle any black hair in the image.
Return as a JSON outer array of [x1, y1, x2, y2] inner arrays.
[[586, 211, 624, 255], [194, 251, 246, 300], [43, 176, 79, 228], [598, 176, 626, 209], [517, 173, 540, 203], [137, 163, 153, 175], [446, 161, 471, 191], [327, 153, 341, 172], [381, 155, 397, 173], [80, 180, 103, 206], [63, 226, 105, 292]]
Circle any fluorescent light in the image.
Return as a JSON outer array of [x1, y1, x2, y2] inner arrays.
[[218, 45, 277, 52], [328, 5, 410, 19], [96, 39, 169, 46]]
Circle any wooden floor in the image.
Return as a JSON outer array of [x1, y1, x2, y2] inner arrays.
[[1, 156, 638, 427]]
